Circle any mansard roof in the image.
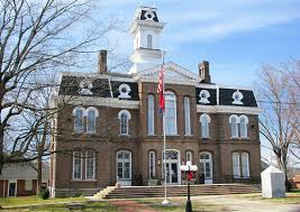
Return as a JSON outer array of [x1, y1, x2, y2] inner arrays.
[[57, 61, 258, 108]]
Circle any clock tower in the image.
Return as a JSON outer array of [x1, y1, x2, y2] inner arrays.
[[129, 6, 165, 74]]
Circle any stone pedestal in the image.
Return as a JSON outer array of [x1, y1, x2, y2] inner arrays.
[[261, 165, 285, 198]]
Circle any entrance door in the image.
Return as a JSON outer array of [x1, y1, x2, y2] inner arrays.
[[164, 150, 180, 184], [116, 150, 132, 186], [200, 152, 213, 184], [8, 182, 16, 197]]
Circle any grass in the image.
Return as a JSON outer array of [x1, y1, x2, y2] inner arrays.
[[236, 191, 300, 204], [135, 197, 230, 212], [0, 201, 118, 212], [0, 195, 86, 207]]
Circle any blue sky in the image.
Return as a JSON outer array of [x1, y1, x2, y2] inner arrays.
[[89, 0, 300, 88]]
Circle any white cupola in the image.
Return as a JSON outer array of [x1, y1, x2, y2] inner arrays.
[[129, 6, 165, 74]]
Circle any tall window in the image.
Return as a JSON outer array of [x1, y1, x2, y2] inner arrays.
[[241, 152, 250, 178], [185, 151, 193, 163], [148, 151, 156, 178], [73, 107, 84, 133], [232, 152, 250, 179], [229, 115, 239, 138], [200, 113, 210, 138], [148, 95, 155, 135], [86, 107, 98, 133], [240, 115, 248, 138], [73, 152, 82, 180], [85, 151, 96, 180], [147, 34, 152, 48], [232, 152, 240, 178], [184, 97, 191, 135], [118, 110, 131, 135], [165, 91, 177, 135]]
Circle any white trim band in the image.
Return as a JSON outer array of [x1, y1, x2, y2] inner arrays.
[[59, 96, 139, 109], [197, 105, 262, 115]]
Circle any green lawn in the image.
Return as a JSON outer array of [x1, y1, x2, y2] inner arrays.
[[0, 197, 118, 212], [0, 196, 86, 207]]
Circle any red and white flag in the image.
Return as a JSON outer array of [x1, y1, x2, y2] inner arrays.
[[157, 64, 165, 113]]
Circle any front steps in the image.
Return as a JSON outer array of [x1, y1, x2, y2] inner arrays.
[[96, 184, 260, 199]]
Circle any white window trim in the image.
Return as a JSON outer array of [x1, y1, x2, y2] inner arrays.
[[232, 152, 250, 179], [72, 152, 83, 181], [148, 151, 156, 178], [241, 152, 250, 178], [185, 151, 193, 163], [200, 113, 211, 138], [8, 180, 17, 197], [118, 110, 131, 135], [86, 107, 99, 134], [118, 84, 131, 99], [232, 152, 241, 179], [72, 107, 85, 133], [239, 115, 249, 138], [116, 150, 132, 181], [199, 152, 213, 182], [85, 151, 96, 180], [147, 34, 153, 49], [147, 95, 155, 136], [229, 114, 240, 138], [184, 97, 192, 136], [165, 91, 178, 136], [24, 180, 33, 191]]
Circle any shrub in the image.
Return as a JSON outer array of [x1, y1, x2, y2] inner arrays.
[[39, 188, 50, 200]]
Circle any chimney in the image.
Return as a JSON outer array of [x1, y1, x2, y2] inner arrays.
[[98, 50, 107, 73], [198, 61, 211, 83]]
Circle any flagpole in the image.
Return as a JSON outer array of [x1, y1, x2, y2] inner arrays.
[[161, 51, 169, 205]]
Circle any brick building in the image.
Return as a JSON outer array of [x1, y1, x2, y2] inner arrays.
[[49, 6, 261, 197]]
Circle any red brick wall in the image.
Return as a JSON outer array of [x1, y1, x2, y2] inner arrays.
[[51, 81, 261, 196]]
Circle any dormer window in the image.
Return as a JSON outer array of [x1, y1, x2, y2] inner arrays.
[[79, 79, 93, 95], [147, 34, 153, 49], [144, 10, 155, 21], [232, 90, 243, 105], [118, 84, 131, 99], [199, 90, 210, 104]]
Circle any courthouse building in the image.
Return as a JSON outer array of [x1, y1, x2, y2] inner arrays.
[[49, 6, 261, 197]]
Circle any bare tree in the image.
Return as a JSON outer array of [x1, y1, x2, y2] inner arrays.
[[258, 61, 300, 190], [0, 0, 114, 174]]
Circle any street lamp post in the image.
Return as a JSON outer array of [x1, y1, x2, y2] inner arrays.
[[180, 161, 198, 212]]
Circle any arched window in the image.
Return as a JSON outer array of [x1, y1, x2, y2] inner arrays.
[[229, 115, 239, 138], [185, 151, 193, 163], [199, 152, 213, 183], [147, 34, 152, 49], [184, 97, 191, 135], [232, 152, 250, 179], [240, 115, 248, 138], [148, 151, 156, 178], [148, 95, 155, 135], [73, 152, 82, 180], [72, 107, 85, 133], [118, 110, 131, 135], [165, 91, 177, 135], [86, 107, 99, 133], [200, 113, 211, 138], [85, 151, 96, 180]]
